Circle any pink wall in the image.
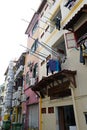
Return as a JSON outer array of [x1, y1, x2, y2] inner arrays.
[[25, 87, 39, 105]]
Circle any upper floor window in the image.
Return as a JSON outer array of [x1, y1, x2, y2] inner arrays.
[[31, 39, 38, 53], [44, 4, 49, 11], [45, 25, 49, 32], [64, 0, 77, 10], [53, 9, 62, 30], [40, 32, 44, 38], [26, 72, 29, 85], [32, 21, 38, 35], [33, 63, 38, 78], [49, 8, 61, 32]]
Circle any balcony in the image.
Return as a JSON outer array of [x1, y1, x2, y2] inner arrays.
[[14, 65, 24, 79]]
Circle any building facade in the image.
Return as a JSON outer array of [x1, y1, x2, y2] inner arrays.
[[31, 0, 87, 130], [1, 0, 87, 130]]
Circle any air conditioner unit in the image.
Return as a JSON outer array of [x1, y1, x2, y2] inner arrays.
[[29, 78, 36, 86]]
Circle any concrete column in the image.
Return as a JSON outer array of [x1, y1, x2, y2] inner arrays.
[[70, 85, 80, 130]]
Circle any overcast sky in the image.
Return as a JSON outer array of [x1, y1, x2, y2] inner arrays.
[[0, 0, 41, 85]]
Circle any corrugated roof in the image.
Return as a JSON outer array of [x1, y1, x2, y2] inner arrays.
[[63, 4, 87, 30]]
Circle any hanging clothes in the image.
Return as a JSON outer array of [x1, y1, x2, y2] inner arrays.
[[55, 17, 61, 30], [46, 59, 61, 75], [80, 43, 86, 65], [64, 0, 76, 9], [46, 62, 50, 76], [56, 60, 61, 72], [83, 40, 87, 57]]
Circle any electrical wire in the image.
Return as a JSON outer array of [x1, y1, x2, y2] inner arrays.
[[29, 36, 59, 57], [20, 44, 46, 61]]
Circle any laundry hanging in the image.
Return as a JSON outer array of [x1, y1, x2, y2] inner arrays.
[[46, 59, 61, 75], [64, 0, 77, 9], [55, 17, 61, 30], [80, 42, 87, 65]]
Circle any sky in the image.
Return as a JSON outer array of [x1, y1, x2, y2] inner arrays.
[[0, 0, 41, 85]]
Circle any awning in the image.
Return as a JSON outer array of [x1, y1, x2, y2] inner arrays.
[[32, 69, 77, 98], [63, 4, 87, 30]]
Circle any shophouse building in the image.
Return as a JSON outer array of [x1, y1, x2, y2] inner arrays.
[[24, 13, 40, 129], [2, 52, 26, 129], [3, 61, 15, 121], [31, 0, 87, 130], [24, 1, 48, 130], [12, 52, 26, 125], [2, 0, 87, 130]]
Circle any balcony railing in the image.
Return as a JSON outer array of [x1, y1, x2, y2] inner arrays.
[[14, 65, 24, 79]]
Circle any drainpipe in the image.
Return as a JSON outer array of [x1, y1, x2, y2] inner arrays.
[[39, 96, 42, 130], [70, 84, 79, 130]]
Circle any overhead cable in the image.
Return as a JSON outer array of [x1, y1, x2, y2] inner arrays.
[[20, 44, 46, 61], [29, 36, 59, 57]]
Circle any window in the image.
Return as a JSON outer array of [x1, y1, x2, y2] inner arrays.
[[44, 4, 48, 11], [41, 108, 46, 114], [45, 25, 49, 32], [40, 32, 44, 38], [65, 32, 76, 49], [26, 72, 29, 84], [33, 63, 38, 78], [48, 107, 54, 113], [52, 9, 61, 30], [32, 21, 38, 35], [31, 39, 38, 53]]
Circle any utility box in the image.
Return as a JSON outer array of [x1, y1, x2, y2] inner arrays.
[[12, 122, 22, 130], [2, 120, 11, 130]]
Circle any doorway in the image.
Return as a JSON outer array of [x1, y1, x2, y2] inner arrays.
[[58, 105, 76, 130]]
